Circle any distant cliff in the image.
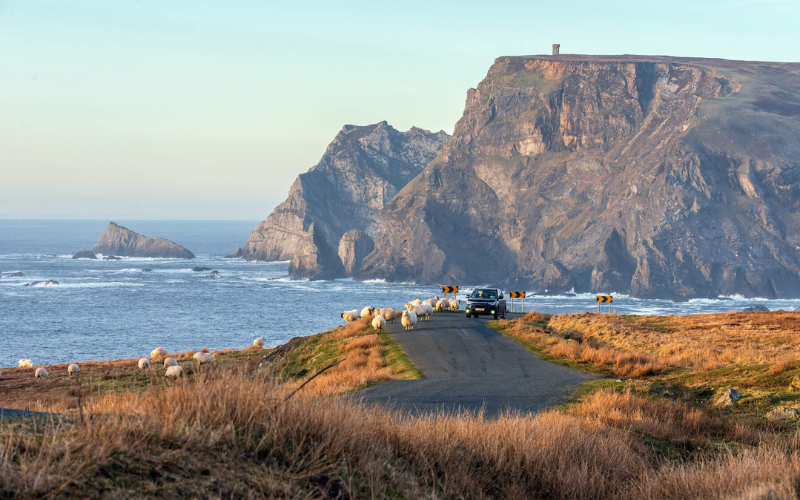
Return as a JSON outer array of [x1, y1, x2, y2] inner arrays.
[[232, 121, 449, 278], [91, 222, 195, 259], [359, 55, 800, 300]]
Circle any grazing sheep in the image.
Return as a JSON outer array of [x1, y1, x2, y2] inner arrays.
[[372, 315, 386, 331], [165, 365, 183, 378], [449, 298, 459, 311], [361, 306, 374, 319], [35, 367, 49, 378], [151, 347, 167, 357], [383, 307, 396, 324], [198, 353, 216, 365], [164, 357, 178, 368], [420, 302, 433, 320], [18, 359, 34, 368], [412, 298, 422, 306], [435, 299, 446, 312], [341, 309, 360, 322], [254, 337, 266, 348], [138, 358, 151, 369], [68, 364, 80, 376], [193, 351, 204, 362], [401, 310, 418, 331]]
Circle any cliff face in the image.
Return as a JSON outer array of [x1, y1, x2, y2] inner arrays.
[[232, 121, 449, 271], [91, 222, 195, 259], [361, 55, 800, 299]]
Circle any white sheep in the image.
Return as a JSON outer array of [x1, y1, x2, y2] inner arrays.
[[254, 337, 266, 348], [138, 358, 151, 369], [401, 310, 418, 331], [341, 309, 360, 322], [412, 297, 422, 306], [435, 299, 446, 312], [406, 303, 425, 319], [449, 298, 459, 311], [372, 315, 386, 331], [164, 357, 178, 368], [151, 347, 167, 358], [18, 359, 34, 368], [361, 306, 374, 319], [165, 365, 183, 378], [374, 308, 384, 317], [35, 367, 49, 378], [199, 353, 216, 365], [420, 302, 433, 320], [68, 364, 80, 376], [383, 307, 396, 324]]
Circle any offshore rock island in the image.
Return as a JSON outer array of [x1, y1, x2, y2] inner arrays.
[[239, 54, 800, 300], [90, 222, 195, 259]]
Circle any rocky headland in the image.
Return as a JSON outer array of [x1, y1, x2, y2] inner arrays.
[[240, 54, 800, 299], [232, 122, 449, 279], [90, 222, 195, 259]]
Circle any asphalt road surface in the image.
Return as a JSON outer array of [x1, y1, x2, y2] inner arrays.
[[357, 312, 597, 416]]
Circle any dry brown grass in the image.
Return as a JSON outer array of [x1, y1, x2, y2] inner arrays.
[[3, 369, 800, 499]]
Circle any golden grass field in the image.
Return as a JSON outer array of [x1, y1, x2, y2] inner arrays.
[[3, 312, 800, 498]]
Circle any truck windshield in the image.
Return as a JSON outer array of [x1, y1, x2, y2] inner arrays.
[[471, 289, 497, 299]]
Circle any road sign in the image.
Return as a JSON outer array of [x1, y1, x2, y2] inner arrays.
[[510, 291, 526, 299], [596, 295, 613, 303], [442, 286, 459, 294]]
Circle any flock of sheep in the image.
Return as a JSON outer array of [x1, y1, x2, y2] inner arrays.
[[7, 336, 269, 381], [341, 296, 459, 331]]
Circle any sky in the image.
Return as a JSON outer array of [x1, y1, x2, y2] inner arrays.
[[1, 0, 799, 220]]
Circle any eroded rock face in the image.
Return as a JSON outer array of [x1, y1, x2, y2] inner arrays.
[[232, 122, 449, 264], [338, 230, 374, 277], [361, 55, 800, 299], [288, 223, 345, 280], [91, 222, 195, 259]]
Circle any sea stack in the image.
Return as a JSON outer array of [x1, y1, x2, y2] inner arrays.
[[71, 249, 97, 260], [91, 222, 195, 259]]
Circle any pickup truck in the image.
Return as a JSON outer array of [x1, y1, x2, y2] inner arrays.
[[465, 288, 507, 320]]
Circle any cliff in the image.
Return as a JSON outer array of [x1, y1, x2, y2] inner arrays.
[[360, 55, 800, 300], [232, 122, 449, 275], [91, 222, 195, 259]]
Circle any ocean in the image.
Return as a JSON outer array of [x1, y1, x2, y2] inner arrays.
[[1, 220, 798, 368]]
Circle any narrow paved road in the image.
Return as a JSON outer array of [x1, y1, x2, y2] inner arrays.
[[357, 313, 597, 416]]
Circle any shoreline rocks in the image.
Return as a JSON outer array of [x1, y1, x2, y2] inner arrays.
[[71, 249, 97, 260], [91, 222, 195, 259]]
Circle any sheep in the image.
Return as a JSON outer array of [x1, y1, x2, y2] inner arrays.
[[420, 302, 433, 320], [198, 353, 216, 365], [412, 297, 422, 306], [374, 308, 384, 318], [401, 310, 418, 331], [361, 306, 374, 319], [165, 365, 183, 378], [435, 299, 446, 312], [68, 364, 80, 376], [383, 307, 396, 324], [138, 358, 151, 369], [406, 303, 425, 319], [151, 347, 167, 358], [164, 357, 178, 368], [18, 359, 34, 368], [372, 315, 387, 331], [35, 367, 49, 378], [449, 298, 459, 311], [341, 309, 360, 322], [254, 337, 266, 348], [193, 351, 204, 362]]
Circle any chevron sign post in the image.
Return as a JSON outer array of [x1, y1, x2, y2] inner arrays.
[[509, 291, 526, 313], [596, 295, 613, 313], [442, 286, 458, 301]]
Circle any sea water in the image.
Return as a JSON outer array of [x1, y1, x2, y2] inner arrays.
[[1, 220, 799, 368]]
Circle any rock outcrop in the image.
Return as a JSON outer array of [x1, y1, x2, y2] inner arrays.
[[338, 230, 374, 277], [359, 54, 800, 299], [71, 249, 97, 260], [232, 122, 449, 275], [91, 222, 195, 259], [288, 223, 346, 280]]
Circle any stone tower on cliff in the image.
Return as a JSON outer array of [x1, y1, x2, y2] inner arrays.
[[552, 44, 560, 55]]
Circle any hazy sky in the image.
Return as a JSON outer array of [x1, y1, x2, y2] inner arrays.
[[2, 0, 799, 220]]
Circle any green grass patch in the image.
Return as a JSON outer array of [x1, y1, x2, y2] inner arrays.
[[379, 332, 423, 381]]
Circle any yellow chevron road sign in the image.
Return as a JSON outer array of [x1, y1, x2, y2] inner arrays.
[[596, 295, 613, 303], [442, 286, 459, 294], [510, 291, 526, 299]]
